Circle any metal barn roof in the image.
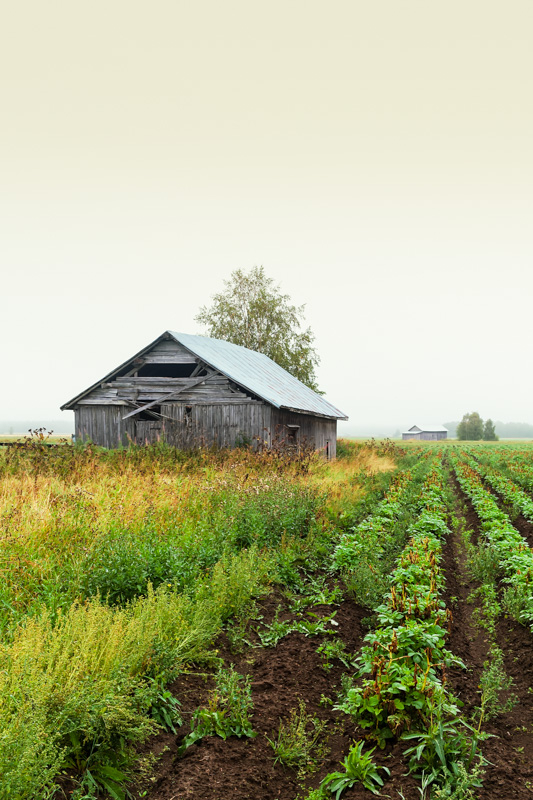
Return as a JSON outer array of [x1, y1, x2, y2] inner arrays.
[[169, 332, 347, 419]]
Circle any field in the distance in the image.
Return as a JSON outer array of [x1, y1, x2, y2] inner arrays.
[[2, 438, 533, 800]]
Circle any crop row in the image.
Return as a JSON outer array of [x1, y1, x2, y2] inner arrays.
[[462, 450, 533, 522], [334, 459, 480, 792], [333, 455, 432, 607], [471, 445, 533, 495], [450, 453, 533, 630]]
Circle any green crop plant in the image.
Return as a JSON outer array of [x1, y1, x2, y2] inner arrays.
[[255, 609, 337, 647]]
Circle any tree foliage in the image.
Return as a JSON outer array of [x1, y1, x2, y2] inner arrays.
[[457, 412, 484, 441], [483, 418, 498, 441], [457, 412, 498, 441], [195, 266, 321, 391]]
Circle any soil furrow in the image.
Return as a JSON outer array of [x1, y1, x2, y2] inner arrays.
[[441, 497, 487, 716]]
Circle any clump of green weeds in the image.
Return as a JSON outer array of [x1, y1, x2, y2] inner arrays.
[[178, 666, 255, 754], [255, 608, 337, 647], [402, 713, 486, 795], [287, 577, 343, 612], [224, 600, 262, 653], [467, 541, 500, 585], [320, 740, 390, 797], [502, 582, 531, 622], [267, 699, 328, 776], [474, 645, 517, 726], [427, 760, 486, 800], [142, 675, 183, 734], [468, 583, 500, 638], [316, 639, 355, 671], [339, 559, 389, 610]]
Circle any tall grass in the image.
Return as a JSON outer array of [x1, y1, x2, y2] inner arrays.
[[0, 443, 320, 631]]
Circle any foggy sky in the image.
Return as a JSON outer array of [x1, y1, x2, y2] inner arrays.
[[2, 1, 532, 433]]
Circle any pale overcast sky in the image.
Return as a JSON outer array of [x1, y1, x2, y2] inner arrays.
[[1, 1, 532, 434]]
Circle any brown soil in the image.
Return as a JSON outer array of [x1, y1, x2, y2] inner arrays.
[[441, 506, 487, 717]]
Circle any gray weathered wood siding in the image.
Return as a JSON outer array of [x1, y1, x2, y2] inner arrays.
[[75, 403, 337, 453], [75, 406, 134, 448], [76, 376, 249, 406], [141, 339, 196, 363], [159, 402, 271, 450], [74, 402, 272, 450], [270, 408, 337, 458]]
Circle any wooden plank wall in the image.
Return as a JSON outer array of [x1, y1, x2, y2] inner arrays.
[[270, 408, 337, 458], [75, 404, 338, 454], [160, 403, 271, 450], [76, 406, 135, 448]]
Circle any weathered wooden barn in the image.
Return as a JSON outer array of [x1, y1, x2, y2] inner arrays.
[[61, 332, 348, 456], [402, 425, 448, 441]]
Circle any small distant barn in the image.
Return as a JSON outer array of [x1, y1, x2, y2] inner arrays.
[[61, 331, 348, 457], [402, 425, 448, 441]]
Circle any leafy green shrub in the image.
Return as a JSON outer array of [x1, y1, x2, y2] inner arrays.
[[230, 485, 319, 548]]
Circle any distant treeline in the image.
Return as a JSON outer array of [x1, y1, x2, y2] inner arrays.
[[444, 420, 533, 439], [0, 420, 74, 435]]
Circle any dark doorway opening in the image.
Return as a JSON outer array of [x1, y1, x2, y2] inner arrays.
[[137, 405, 161, 420]]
